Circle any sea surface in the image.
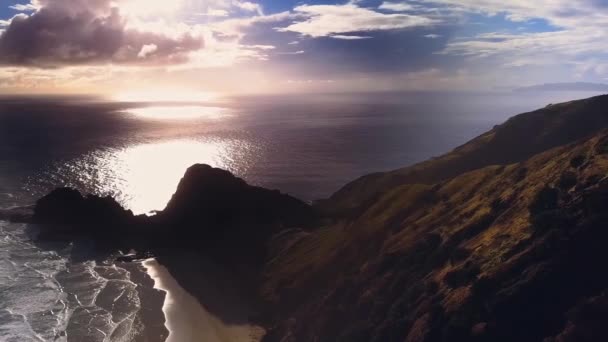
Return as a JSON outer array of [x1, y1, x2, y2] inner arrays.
[[0, 90, 603, 341]]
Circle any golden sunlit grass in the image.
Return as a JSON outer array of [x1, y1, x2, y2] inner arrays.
[[263, 128, 608, 319]]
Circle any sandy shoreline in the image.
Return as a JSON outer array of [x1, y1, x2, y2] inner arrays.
[[121, 261, 169, 342], [143, 258, 265, 342]]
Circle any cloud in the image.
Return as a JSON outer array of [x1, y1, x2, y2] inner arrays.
[[412, 0, 608, 78], [442, 28, 605, 61], [9, 3, 40, 11], [137, 44, 158, 58], [379, 2, 417, 12], [424, 33, 441, 38], [234, 1, 264, 15], [418, 0, 608, 29], [277, 4, 436, 38], [278, 50, 305, 55], [189, 1, 263, 19], [246, 44, 275, 50], [196, 9, 230, 17], [210, 10, 295, 38], [0, 0, 204, 67], [331, 34, 373, 40], [0, 13, 28, 27]]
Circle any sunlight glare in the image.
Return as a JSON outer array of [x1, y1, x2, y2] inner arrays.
[[32, 138, 258, 215], [118, 0, 184, 17], [127, 106, 230, 120], [114, 89, 220, 103], [93, 139, 245, 214]]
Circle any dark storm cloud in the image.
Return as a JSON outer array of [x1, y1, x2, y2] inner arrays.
[[0, 0, 203, 67]]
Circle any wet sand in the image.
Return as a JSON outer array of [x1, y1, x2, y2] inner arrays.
[[143, 258, 265, 342], [122, 261, 169, 342]]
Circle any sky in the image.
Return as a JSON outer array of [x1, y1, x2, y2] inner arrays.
[[1, 0, 608, 97]]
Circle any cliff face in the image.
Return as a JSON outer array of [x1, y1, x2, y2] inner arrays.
[[260, 98, 608, 341], [320, 95, 608, 217], [265, 134, 608, 340], [157, 164, 315, 235]]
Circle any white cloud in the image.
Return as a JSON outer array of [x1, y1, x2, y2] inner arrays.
[[424, 33, 441, 38], [418, 0, 608, 29], [277, 4, 436, 38], [288, 41, 299, 45], [9, 3, 39, 11], [443, 28, 605, 59], [0, 13, 29, 27], [278, 50, 305, 55], [331, 34, 373, 40], [196, 9, 230, 17], [138, 44, 158, 58], [412, 0, 608, 77], [379, 2, 416, 12], [246, 44, 275, 50], [234, 1, 263, 15]]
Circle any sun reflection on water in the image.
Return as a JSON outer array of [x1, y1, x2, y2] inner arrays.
[[126, 106, 230, 120], [34, 139, 256, 215], [100, 140, 233, 214]]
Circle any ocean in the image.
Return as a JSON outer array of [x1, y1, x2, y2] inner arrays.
[[0, 90, 603, 341]]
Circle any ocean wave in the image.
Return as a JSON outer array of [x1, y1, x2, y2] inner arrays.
[[0, 222, 69, 342], [0, 221, 146, 342]]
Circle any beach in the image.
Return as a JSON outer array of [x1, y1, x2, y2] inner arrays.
[[143, 258, 265, 342]]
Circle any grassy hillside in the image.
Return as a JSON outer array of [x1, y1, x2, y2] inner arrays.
[[319, 94, 608, 217], [261, 97, 608, 341]]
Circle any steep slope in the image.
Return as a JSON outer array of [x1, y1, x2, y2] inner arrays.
[[261, 129, 608, 342], [320, 94, 608, 216]]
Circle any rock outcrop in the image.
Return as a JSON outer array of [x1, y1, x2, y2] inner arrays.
[[32, 165, 315, 255], [32, 188, 137, 240], [34, 188, 135, 226], [156, 164, 315, 237]]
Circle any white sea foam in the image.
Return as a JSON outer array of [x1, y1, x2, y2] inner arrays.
[[0, 221, 69, 342], [0, 221, 145, 341]]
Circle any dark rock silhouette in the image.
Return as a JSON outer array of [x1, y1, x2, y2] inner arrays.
[[34, 188, 135, 226], [156, 164, 315, 237], [32, 188, 137, 241], [32, 164, 315, 253]]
